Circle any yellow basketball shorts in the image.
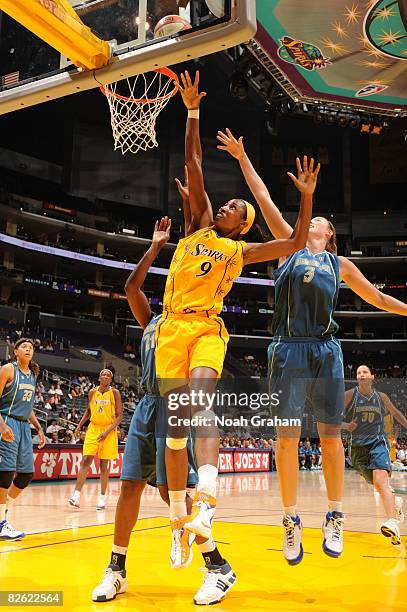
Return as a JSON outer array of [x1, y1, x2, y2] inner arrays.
[[155, 314, 229, 392], [83, 424, 118, 460]]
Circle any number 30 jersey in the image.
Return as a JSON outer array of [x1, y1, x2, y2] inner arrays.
[[163, 227, 245, 316], [0, 363, 36, 420], [272, 247, 340, 338]]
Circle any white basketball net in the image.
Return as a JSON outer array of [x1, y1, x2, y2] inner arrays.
[[101, 70, 177, 155]]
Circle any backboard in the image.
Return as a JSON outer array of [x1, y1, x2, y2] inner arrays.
[[0, 0, 256, 114]]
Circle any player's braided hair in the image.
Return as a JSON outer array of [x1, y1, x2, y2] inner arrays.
[[13, 338, 40, 378]]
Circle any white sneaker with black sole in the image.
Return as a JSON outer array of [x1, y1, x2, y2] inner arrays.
[[92, 565, 127, 602], [282, 514, 303, 565], [0, 519, 25, 541], [68, 497, 80, 508], [193, 560, 236, 605], [322, 511, 344, 557], [381, 519, 401, 545]]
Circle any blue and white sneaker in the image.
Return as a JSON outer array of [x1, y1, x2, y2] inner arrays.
[[282, 514, 303, 565], [0, 519, 25, 541], [322, 511, 344, 557], [193, 560, 236, 605]]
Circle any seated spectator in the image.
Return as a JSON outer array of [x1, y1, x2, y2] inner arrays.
[[46, 419, 61, 435], [55, 383, 63, 397], [37, 381, 45, 394], [44, 399, 52, 412], [57, 411, 66, 427], [48, 383, 57, 395], [50, 432, 59, 444], [63, 431, 75, 444]]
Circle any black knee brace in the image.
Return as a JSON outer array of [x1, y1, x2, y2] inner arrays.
[[0, 471, 14, 490], [13, 472, 34, 490]]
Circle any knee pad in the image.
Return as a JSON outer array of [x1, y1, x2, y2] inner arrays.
[[13, 472, 34, 490], [0, 471, 14, 490], [166, 437, 188, 450]]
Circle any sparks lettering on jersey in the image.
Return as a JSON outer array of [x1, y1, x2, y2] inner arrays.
[[190, 243, 228, 262], [293, 257, 331, 273]]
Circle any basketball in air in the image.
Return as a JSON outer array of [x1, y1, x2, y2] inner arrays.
[[205, 0, 225, 18], [154, 15, 192, 39]]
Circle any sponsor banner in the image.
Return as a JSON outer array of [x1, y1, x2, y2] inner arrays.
[[32, 447, 271, 480], [0, 233, 273, 286], [233, 451, 270, 472], [43, 202, 77, 216], [33, 446, 125, 481], [218, 450, 272, 473]]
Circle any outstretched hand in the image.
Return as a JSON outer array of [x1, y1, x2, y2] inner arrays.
[[287, 156, 321, 195], [174, 70, 207, 110], [175, 165, 189, 200], [152, 216, 171, 249], [216, 128, 245, 160]]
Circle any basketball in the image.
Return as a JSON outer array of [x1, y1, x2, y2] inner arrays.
[[154, 15, 191, 39], [205, 0, 225, 18]]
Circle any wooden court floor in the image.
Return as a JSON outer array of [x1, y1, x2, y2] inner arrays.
[[1, 471, 406, 612]]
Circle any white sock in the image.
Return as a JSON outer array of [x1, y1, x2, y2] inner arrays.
[[197, 465, 218, 498], [99, 494, 106, 500], [72, 490, 80, 501], [112, 544, 128, 555], [284, 506, 297, 517], [169, 490, 187, 521], [0, 504, 6, 522], [328, 500, 343, 513], [198, 537, 216, 554], [6, 495, 15, 512]]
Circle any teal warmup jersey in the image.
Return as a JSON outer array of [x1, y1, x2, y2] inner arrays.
[[0, 363, 36, 420], [348, 388, 386, 446], [272, 247, 340, 338], [140, 315, 161, 396]]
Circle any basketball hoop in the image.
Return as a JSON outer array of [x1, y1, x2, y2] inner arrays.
[[100, 67, 179, 155]]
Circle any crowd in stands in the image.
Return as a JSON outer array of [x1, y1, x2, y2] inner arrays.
[[219, 435, 407, 471]]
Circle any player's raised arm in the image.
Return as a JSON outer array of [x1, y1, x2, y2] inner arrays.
[[217, 128, 293, 239], [175, 70, 213, 231], [339, 258, 407, 316], [124, 217, 172, 329], [243, 159, 320, 265]]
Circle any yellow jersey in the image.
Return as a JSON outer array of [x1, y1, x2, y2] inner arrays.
[[163, 227, 245, 315], [383, 411, 394, 436], [89, 386, 116, 427]]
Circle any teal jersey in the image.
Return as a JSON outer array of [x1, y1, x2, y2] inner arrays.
[[0, 363, 36, 420], [348, 387, 386, 446], [140, 315, 161, 396], [272, 248, 340, 338]]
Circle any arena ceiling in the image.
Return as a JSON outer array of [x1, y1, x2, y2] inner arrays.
[[252, 0, 407, 116]]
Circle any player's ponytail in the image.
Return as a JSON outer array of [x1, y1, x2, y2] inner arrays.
[[326, 221, 337, 253], [13, 337, 40, 378]]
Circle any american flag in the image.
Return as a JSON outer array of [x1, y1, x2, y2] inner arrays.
[[1, 71, 20, 87]]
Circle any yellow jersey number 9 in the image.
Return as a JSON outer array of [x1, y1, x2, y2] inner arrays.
[[196, 261, 213, 277]]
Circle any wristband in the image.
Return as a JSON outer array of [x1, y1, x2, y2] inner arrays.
[[188, 109, 200, 119]]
